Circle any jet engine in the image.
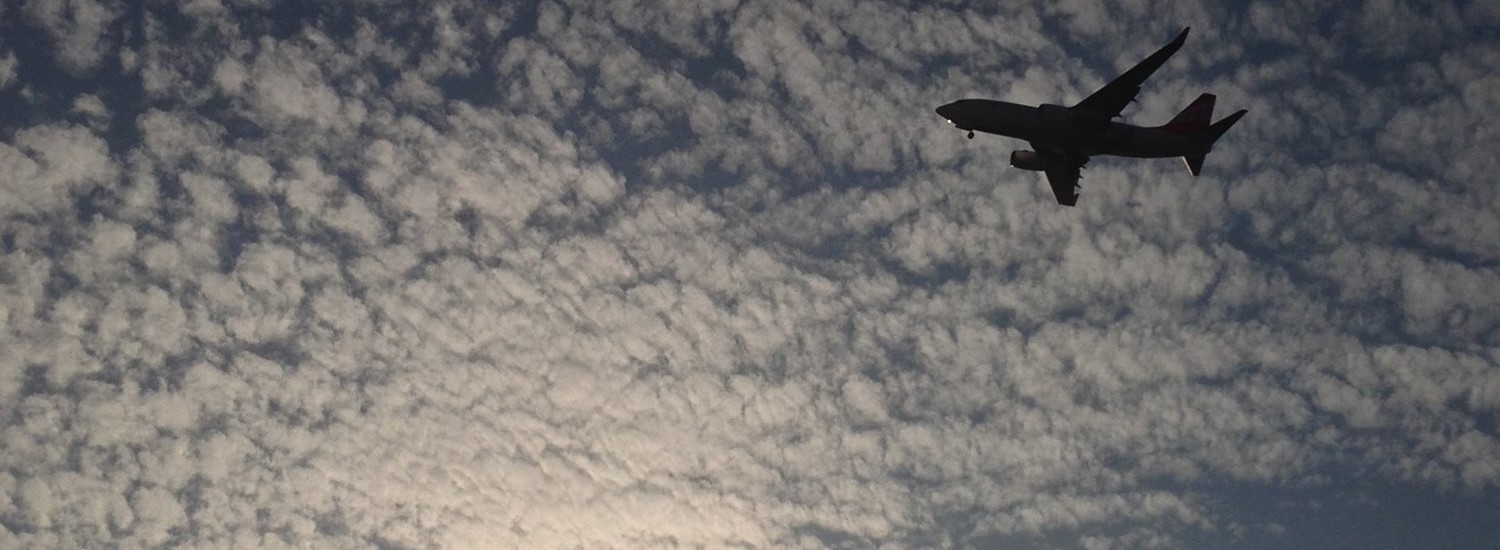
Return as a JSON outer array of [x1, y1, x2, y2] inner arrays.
[[1009, 150, 1047, 171]]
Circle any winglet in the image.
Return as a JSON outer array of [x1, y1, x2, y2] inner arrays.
[[1069, 26, 1193, 119], [1172, 27, 1190, 47]]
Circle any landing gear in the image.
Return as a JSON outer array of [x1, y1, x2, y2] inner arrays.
[[967, 131, 974, 139]]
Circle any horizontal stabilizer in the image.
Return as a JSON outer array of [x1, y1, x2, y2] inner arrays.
[[1182, 109, 1248, 176], [1206, 109, 1248, 142]]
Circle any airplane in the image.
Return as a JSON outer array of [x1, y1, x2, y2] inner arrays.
[[934, 27, 1246, 206]]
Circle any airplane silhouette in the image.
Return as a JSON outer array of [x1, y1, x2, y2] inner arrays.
[[936, 28, 1246, 206]]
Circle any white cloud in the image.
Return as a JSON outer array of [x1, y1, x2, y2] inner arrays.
[[2, 2, 1499, 548], [212, 57, 248, 96], [22, 0, 122, 74], [0, 124, 117, 217], [69, 93, 109, 130], [245, 43, 350, 131], [0, 51, 17, 90]]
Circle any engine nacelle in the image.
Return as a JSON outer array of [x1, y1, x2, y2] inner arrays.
[[1010, 150, 1047, 171]]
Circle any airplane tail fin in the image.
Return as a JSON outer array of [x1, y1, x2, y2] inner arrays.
[[1182, 109, 1248, 176], [1159, 93, 1216, 135]]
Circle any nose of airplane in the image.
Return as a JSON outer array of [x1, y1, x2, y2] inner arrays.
[[935, 103, 954, 119]]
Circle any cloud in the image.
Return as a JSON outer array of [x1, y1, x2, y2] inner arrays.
[[244, 42, 351, 131], [1, 2, 1498, 548], [69, 93, 108, 121], [0, 123, 117, 217], [0, 50, 17, 90], [21, 0, 122, 74]]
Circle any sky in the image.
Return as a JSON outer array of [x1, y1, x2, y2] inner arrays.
[[1, 1, 1498, 548]]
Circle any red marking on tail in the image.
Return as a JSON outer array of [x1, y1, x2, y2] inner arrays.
[[1159, 93, 1216, 136]]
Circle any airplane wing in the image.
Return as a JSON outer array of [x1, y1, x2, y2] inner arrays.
[[1071, 27, 1190, 122], [1036, 149, 1084, 206]]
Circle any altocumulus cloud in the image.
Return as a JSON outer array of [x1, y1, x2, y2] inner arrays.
[[1, 1, 1498, 548]]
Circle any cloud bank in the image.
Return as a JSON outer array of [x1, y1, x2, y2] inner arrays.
[[1, 1, 1497, 548]]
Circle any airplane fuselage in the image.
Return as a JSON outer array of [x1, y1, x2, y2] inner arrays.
[[936, 99, 1212, 159]]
